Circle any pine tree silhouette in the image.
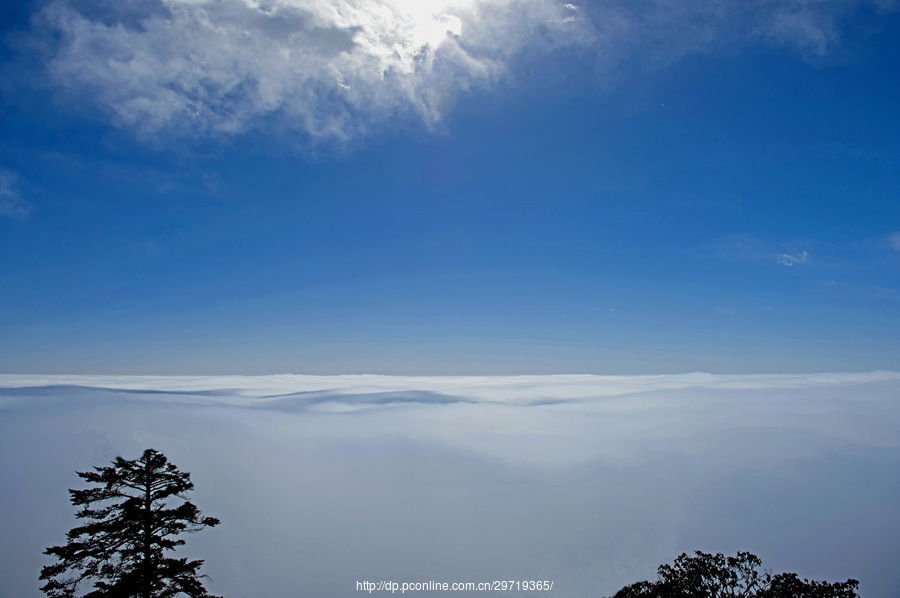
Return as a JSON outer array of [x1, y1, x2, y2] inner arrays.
[[40, 449, 221, 598]]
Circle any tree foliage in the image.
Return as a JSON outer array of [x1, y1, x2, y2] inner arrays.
[[40, 449, 221, 598], [611, 551, 859, 598]]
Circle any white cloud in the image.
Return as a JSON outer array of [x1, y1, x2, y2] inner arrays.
[[776, 249, 809, 266], [33, 0, 587, 141], [0, 170, 30, 218], [24, 0, 896, 144], [1, 372, 899, 597], [696, 235, 819, 269]]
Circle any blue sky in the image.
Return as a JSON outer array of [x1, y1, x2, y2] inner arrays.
[[1, 0, 899, 374]]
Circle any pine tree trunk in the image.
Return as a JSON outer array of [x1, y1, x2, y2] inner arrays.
[[143, 461, 153, 598]]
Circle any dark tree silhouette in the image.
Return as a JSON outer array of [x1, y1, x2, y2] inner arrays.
[[611, 551, 858, 598], [40, 449, 221, 598]]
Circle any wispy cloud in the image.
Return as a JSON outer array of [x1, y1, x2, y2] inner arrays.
[[0, 170, 30, 218], [693, 234, 815, 268], [693, 234, 772, 262], [20, 0, 896, 144], [759, 6, 840, 56], [888, 231, 900, 251], [776, 249, 809, 266]]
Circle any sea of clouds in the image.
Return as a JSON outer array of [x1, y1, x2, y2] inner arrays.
[[1, 372, 899, 597]]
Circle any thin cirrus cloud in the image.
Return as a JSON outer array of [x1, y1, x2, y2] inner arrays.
[[888, 232, 900, 251], [776, 249, 810, 267], [22, 0, 897, 143], [0, 169, 30, 218], [692, 234, 815, 267]]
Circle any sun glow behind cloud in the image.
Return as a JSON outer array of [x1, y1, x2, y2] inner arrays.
[[29, 0, 584, 140], [372, 0, 466, 49], [25, 0, 894, 144]]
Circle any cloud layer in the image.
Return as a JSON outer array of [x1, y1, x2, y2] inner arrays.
[[2, 372, 899, 597], [24, 0, 896, 143]]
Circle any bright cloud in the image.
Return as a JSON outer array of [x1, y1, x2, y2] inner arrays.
[[1, 373, 899, 597], [24, 0, 895, 143], [32, 0, 586, 141]]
